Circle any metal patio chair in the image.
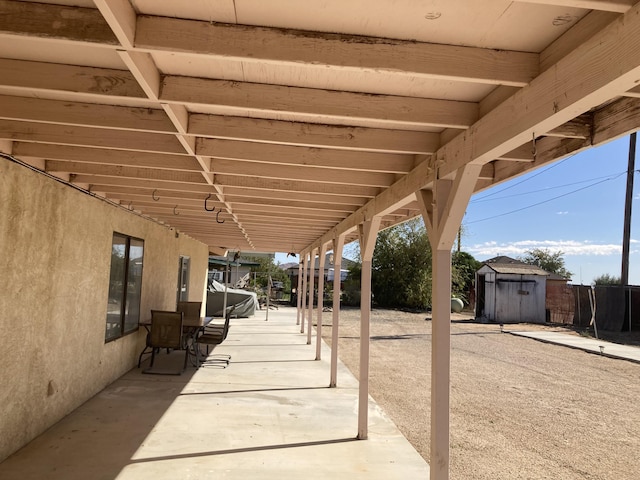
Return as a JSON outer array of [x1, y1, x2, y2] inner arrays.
[[143, 310, 188, 375], [177, 301, 202, 319], [194, 306, 235, 367]]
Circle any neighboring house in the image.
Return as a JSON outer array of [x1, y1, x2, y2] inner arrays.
[[284, 254, 356, 305], [475, 256, 552, 324], [208, 255, 262, 287], [285, 254, 355, 283]]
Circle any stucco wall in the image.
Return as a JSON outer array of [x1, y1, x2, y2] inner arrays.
[[0, 160, 209, 462]]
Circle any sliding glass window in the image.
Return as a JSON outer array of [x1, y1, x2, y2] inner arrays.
[[106, 233, 144, 342]]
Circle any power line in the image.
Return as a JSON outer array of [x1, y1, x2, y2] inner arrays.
[[466, 171, 627, 225], [470, 170, 628, 204], [472, 155, 573, 201]]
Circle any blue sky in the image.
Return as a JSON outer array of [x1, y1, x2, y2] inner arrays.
[[464, 135, 638, 285], [276, 134, 640, 285]]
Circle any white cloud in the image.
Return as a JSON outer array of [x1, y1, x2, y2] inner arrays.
[[556, 211, 569, 215], [467, 239, 622, 257]]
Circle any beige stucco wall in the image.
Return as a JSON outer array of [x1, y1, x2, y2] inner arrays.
[[0, 160, 209, 462]]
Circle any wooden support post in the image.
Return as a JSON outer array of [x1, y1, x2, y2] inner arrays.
[[330, 234, 345, 387], [430, 247, 452, 478], [296, 261, 303, 325], [307, 248, 317, 345], [357, 217, 382, 440], [300, 253, 308, 334], [416, 163, 481, 480], [316, 242, 328, 360]]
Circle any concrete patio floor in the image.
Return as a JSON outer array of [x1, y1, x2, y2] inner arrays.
[[0, 306, 429, 480]]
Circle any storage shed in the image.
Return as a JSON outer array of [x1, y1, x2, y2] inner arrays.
[[475, 256, 549, 324]]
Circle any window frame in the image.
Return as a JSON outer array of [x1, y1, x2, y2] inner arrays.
[[105, 232, 144, 343]]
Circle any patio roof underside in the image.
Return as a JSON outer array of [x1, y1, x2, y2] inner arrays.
[[2, 0, 640, 255]]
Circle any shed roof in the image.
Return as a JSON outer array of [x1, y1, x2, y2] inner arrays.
[[481, 256, 550, 276]]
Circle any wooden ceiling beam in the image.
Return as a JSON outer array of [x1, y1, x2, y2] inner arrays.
[[240, 222, 335, 232], [546, 115, 592, 138], [213, 174, 380, 197], [221, 186, 367, 206], [0, 95, 174, 133], [13, 143, 200, 171], [0, 0, 117, 44], [211, 159, 396, 187], [190, 114, 439, 154], [491, 137, 592, 185], [593, 96, 640, 143], [243, 225, 329, 233], [240, 216, 336, 226], [91, 185, 218, 202], [512, 0, 633, 13], [0, 1, 538, 86], [135, 15, 538, 87], [0, 58, 146, 100], [45, 161, 207, 184], [230, 204, 347, 220], [0, 120, 185, 154], [226, 197, 357, 213], [82, 176, 217, 193], [161, 76, 478, 130], [198, 138, 415, 174], [118, 197, 224, 210]]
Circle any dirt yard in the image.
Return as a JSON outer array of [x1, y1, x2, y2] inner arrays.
[[320, 308, 640, 479]]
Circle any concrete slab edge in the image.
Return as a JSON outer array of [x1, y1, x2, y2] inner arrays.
[[508, 331, 640, 365]]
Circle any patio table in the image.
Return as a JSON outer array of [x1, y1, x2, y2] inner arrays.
[[138, 315, 214, 368]]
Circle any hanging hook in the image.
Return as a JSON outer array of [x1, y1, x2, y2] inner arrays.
[[173, 205, 179, 216], [204, 193, 216, 212], [127, 201, 133, 211], [532, 132, 537, 161], [216, 209, 225, 224], [152, 189, 160, 201]]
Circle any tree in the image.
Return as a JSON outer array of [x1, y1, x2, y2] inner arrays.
[[371, 218, 432, 310], [593, 273, 621, 285], [451, 251, 481, 303], [342, 259, 362, 306], [342, 219, 480, 310], [519, 248, 572, 279]]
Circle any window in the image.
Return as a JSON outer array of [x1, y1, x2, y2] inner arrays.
[[177, 256, 190, 303], [106, 233, 144, 342]]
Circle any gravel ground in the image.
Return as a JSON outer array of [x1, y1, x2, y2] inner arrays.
[[320, 308, 640, 479]]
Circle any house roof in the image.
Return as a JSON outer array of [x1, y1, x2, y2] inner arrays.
[[209, 256, 260, 268], [3, 1, 640, 256], [285, 254, 356, 272]]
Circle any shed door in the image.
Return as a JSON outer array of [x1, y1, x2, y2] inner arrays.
[[495, 279, 536, 323]]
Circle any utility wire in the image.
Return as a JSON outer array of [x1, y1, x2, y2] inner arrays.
[[466, 171, 628, 225], [473, 155, 573, 201], [470, 170, 629, 204]]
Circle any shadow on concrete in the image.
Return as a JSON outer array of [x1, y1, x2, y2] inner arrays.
[[129, 437, 358, 464]]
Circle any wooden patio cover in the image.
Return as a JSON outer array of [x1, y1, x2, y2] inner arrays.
[[3, 1, 640, 478]]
